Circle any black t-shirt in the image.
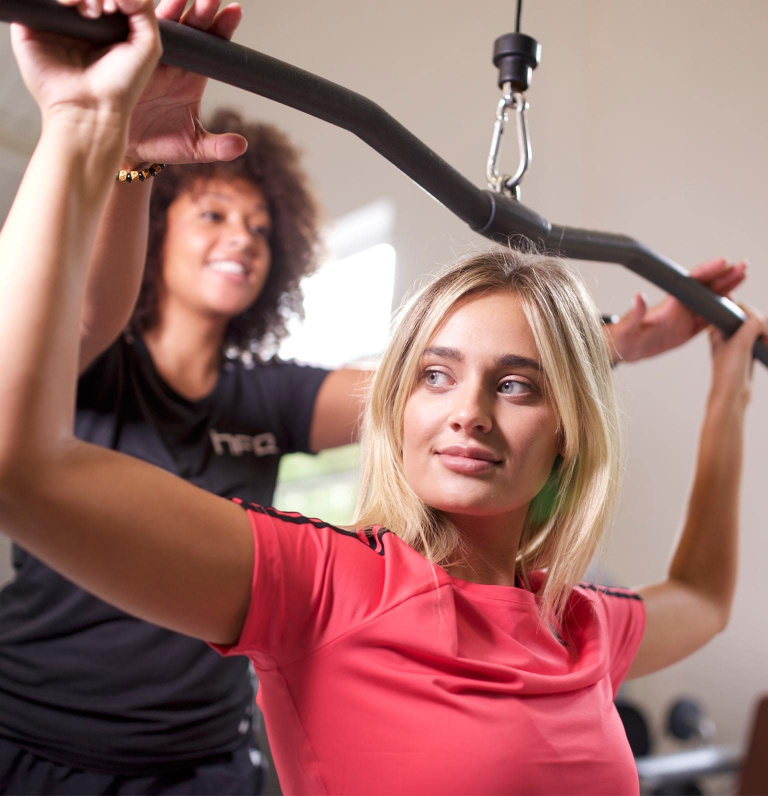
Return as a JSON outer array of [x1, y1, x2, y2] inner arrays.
[[0, 335, 330, 773]]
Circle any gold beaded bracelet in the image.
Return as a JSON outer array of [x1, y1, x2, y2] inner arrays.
[[116, 163, 165, 183]]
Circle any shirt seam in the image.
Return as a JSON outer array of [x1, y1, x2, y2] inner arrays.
[[262, 668, 331, 796], [274, 576, 534, 670], [274, 578, 448, 669]]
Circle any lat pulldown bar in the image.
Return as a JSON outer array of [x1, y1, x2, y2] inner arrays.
[[1, 0, 765, 367]]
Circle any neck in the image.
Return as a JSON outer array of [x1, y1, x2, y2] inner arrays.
[[142, 305, 228, 400], [442, 510, 527, 587]]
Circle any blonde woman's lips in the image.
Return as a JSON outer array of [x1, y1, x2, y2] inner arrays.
[[436, 445, 500, 474]]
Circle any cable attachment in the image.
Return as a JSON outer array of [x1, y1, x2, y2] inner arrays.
[[486, 32, 540, 200], [486, 83, 531, 200]]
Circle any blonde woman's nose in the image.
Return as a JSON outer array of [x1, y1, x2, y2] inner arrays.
[[448, 385, 493, 434]]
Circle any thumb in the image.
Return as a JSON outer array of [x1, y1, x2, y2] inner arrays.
[[196, 132, 248, 163], [622, 292, 648, 329]]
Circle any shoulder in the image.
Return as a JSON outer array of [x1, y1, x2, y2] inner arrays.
[[228, 353, 330, 374], [220, 507, 419, 661], [234, 501, 389, 554], [526, 571, 645, 650], [575, 581, 644, 605], [567, 580, 645, 635], [569, 579, 646, 691], [225, 355, 331, 390]]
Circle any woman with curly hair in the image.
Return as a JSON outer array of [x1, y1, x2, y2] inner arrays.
[[134, 109, 326, 355]]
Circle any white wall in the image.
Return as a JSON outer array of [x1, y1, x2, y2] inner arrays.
[[1, 0, 766, 753]]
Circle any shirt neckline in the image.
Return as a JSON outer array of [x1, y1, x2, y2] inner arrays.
[[130, 333, 227, 409], [376, 526, 540, 606]]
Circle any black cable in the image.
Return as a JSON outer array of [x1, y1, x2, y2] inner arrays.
[[515, 0, 523, 33]]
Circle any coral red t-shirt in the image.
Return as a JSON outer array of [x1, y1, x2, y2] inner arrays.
[[213, 505, 646, 795]]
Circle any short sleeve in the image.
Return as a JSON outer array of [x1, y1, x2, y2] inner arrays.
[[598, 589, 645, 697], [257, 360, 331, 454], [75, 338, 127, 447], [589, 586, 646, 697], [77, 338, 124, 406], [210, 504, 379, 669]]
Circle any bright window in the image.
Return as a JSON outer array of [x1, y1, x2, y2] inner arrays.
[[274, 201, 396, 525], [278, 242, 396, 369]]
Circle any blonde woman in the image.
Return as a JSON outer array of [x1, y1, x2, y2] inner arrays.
[[0, 2, 764, 794]]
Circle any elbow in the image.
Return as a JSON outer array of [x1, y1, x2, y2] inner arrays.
[[712, 600, 733, 635], [0, 449, 41, 503], [697, 591, 732, 639], [0, 406, 44, 494], [0, 435, 68, 503], [706, 580, 736, 635], [0, 431, 26, 496], [668, 568, 736, 637]]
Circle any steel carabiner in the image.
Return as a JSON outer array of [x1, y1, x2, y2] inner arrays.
[[485, 83, 531, 201]]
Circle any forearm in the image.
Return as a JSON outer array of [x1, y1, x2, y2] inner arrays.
[[80, 173, 152, 370], [668, 392, 746, 624], [0, 113, 126, 475], [627, 392, 746, 678]]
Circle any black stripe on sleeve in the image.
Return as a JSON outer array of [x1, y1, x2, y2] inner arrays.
[[577, 582, 643, 601], [232, 500, 391, 556]]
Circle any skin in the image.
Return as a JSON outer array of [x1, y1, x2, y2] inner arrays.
[[403, 292, 560, 585], [156, 178, 273, 321], [143, 177, 273, 400]]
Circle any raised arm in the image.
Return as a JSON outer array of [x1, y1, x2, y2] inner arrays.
[[0, 0, 253, 646], [78, 0, 248, 371], [627, 309, 766, 679]]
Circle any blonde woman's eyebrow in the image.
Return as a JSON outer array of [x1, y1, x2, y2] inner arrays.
[[423, 345, 463, 361], [423, 346, 541, 372], [498, 354, 541, 372]]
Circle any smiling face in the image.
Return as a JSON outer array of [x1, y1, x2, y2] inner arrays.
[[401, 290, 561, 539], [159, 177, 272, 323]]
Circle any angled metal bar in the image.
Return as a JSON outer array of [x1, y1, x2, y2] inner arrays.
[[2, 0, 765, 366]]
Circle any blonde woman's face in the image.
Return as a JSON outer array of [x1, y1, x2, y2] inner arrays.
[[402, 291, 560, 537]]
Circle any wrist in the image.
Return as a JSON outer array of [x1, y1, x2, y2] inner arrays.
[[115, 163, 165, 185], [41, 108, 128, 167], [705, 387, 750, 424], [120, 159, 151, 172], [601, 319, 626, 366]]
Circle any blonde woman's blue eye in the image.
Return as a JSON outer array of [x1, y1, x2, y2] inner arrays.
[[424, 370, 448, 386], [499, 379, 530, 395]]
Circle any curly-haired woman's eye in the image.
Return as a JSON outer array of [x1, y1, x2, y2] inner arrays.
[[249, 225, 272, 240]]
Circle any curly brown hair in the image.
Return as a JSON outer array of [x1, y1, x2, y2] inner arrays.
[[130, 109, 322, 353]]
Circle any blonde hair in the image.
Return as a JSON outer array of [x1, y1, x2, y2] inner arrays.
[[353, 247, 621, 620]]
